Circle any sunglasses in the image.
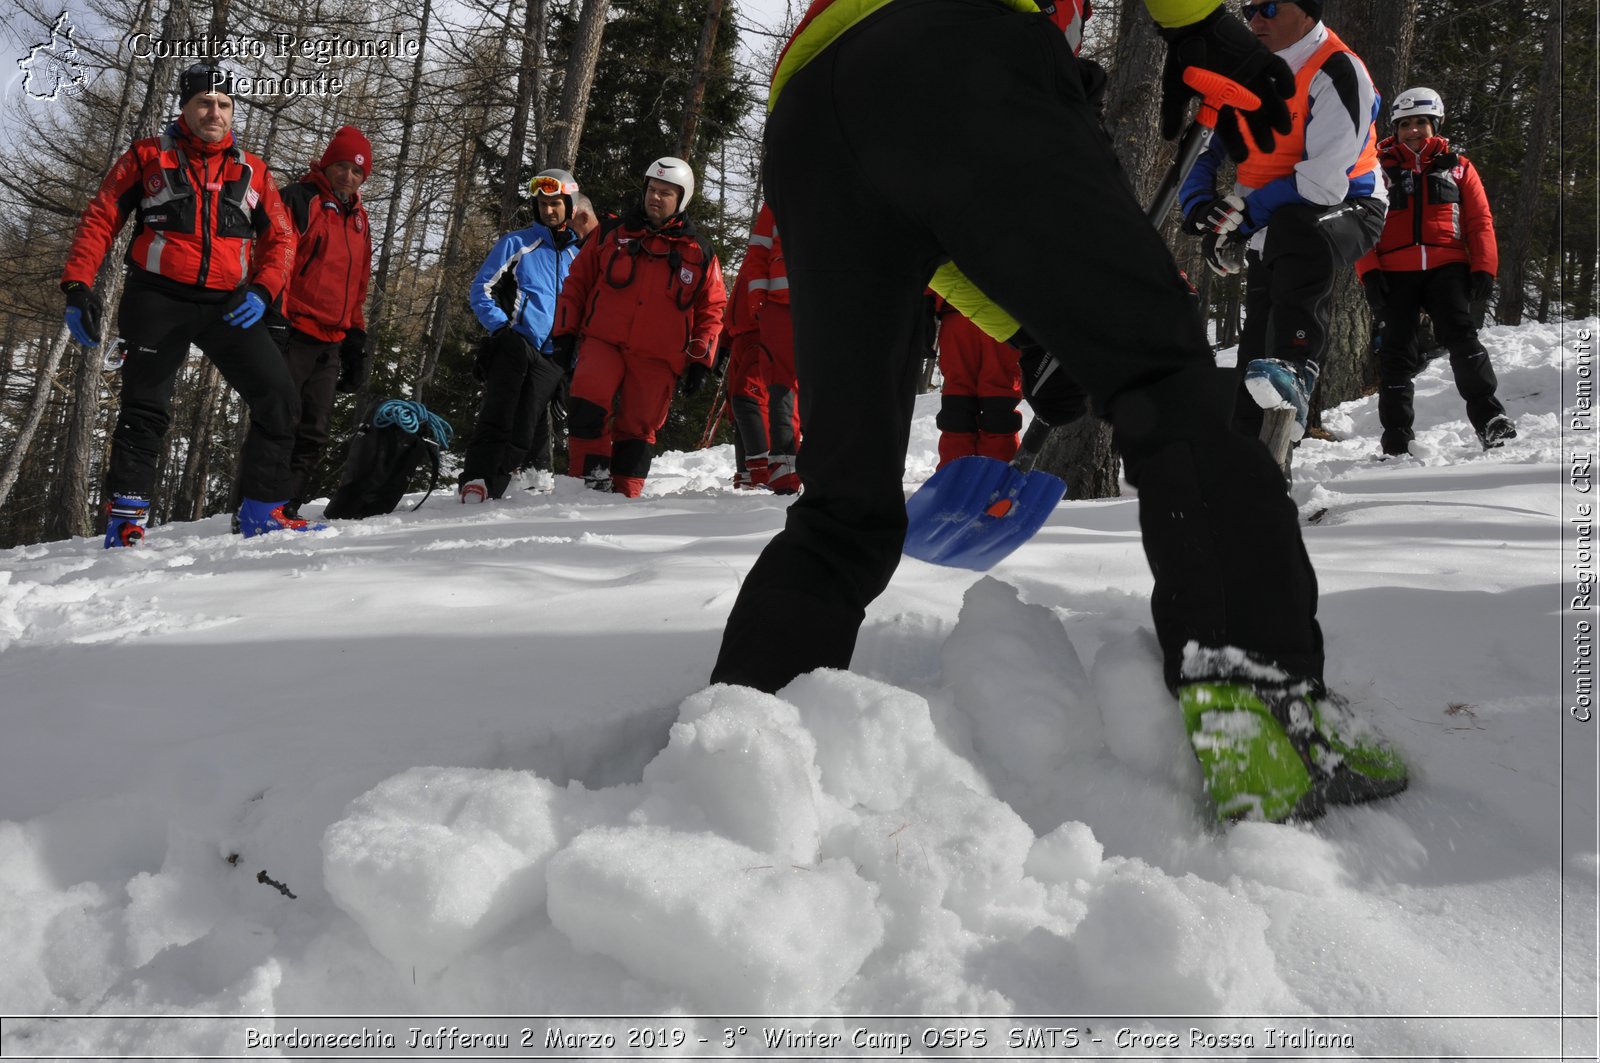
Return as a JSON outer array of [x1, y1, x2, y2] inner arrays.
[[1242, 2, 1295, 18], [530, 175, 575, 196]]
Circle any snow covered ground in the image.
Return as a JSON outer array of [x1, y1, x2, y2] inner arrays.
[[0, 319, 1594, 1061]]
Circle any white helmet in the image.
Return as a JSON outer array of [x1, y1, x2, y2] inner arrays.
[[643, 156, 695, 212], [1391, 87, 1444, 130]]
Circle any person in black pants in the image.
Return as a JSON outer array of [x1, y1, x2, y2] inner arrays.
[[1356, 86, 1515, 454], [709, 0, 1409, 823], [60, 63, 308, 544], [460, 170, 583, 501]]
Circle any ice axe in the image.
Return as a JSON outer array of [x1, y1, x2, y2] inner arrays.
[[902, 69, 1259, 571]]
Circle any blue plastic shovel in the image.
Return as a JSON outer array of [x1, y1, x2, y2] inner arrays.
[[903, 420, 1063, 570], [901, 69, 1257, 571]]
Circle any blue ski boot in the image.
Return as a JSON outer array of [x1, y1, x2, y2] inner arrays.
[[1243, 358, 1318, 439], [103, 495, 149, 549], [237, 498, 326, 538]]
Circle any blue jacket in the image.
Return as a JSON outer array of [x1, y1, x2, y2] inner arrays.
[[468, 224, 580, 354]]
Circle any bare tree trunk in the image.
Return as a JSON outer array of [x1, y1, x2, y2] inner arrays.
[[1037, 412, 1120, 499], [548, 0, 610, 171], [0, 330, 71, 513], [676, 0, 725, 162], [368, 0, 433, 343], [1498, 10, 1563, 325], [1031, 3, 1170, 499], [172, 364, 224, 519], [499, 0, 546, 227], [48, 0, 185, 538], [416, 109, 489, 401]]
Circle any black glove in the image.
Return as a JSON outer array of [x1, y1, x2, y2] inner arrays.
[[63, 282, 103, 346], [550, 333, 578, 373], [337, 328, 367, 393], [1470, 271, 1495, 302], [678, 359, 711, 397], [1201, 232, 1246, 277], [1362, 273, 1389, 314], [1078, 56, 1108, 115], [472, 334, 495, 383], [1159, 9, 1295, 162], [1011, 330, 1087, 427], [1184, 194, 1247, 237]]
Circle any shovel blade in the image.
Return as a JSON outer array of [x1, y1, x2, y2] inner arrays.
[[903, 455, 1067, 571]]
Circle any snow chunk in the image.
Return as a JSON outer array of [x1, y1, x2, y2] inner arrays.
[[940, 577, 1097, 782], [322, 767, 567, 974], [832, 784, 1037, 933], [546, 825, 882, 1011], [1026, 821, 1105, 888], [1069, 862, 1296, 1013], [638, 686, 822, 864], [782, 669, 989, 810]]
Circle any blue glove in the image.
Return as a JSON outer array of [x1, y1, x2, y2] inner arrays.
[[223, 287, 268, 329], [63, 282, 103, 346]]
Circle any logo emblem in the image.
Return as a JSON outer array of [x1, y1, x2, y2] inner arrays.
[[146, 174, 164, 194], [18, 11, 86, 102], [679, 266, 694, 286], [355, 153, 365, 164]]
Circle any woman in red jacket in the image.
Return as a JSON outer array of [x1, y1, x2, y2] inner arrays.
[[552, 158, 726, 497], [1356, 87, 1516, 455]]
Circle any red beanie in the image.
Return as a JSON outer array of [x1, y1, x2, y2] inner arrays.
[[320, 126, 373, 177]]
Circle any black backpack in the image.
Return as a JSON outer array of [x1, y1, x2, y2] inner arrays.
[[324, 399, 453, 519]]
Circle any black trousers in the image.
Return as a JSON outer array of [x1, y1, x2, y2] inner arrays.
[[1375, 262, 1504, 453], [112, 277, 297, 501], [282, 332, 341, 504], [710, 0, 1321, 693], [463, 332, 565, 497], [230, 329, 341, 512], [1234, 198, 1385, 437]]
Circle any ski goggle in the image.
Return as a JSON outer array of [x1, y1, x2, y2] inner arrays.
[[1241, 2, 1291, 18], [530, 175, 576, 196]]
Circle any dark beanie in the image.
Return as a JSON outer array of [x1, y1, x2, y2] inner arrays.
[[1296, 0, 1324, 18], [319, 126, 374, 177], [178, 63, 232, 106]]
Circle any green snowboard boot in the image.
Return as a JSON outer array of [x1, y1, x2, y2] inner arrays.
[[1179, 683, 1408, 823], [1179, 682, 1318, 822]]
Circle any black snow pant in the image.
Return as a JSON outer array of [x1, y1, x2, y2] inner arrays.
[[709, 0, 1322, 694], [462, 331, 565, 497], [229, 328, 341, 513], [110, 275, 297, 502], [1374, 262, 1505, 454], [1233, 198, 1386, 438]]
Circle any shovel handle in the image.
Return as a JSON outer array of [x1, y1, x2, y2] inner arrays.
[[1147, 70, 1260, 226], [1010, 418, 1054, 474]]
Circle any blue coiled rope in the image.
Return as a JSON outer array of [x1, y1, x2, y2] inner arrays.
[[372, 399, 453, 447]]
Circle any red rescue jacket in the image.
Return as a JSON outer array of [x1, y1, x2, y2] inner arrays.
[[279, 165, 372, 342], [554, 208, 726, 368], [61, 119, 295, 300], [1356, 134, 1498, 279], [734, 204, 789, 336]]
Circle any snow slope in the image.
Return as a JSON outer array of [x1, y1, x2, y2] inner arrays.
[[0, 320, 1593, 1060]]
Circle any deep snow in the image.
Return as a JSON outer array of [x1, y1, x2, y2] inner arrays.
[[0, 319, 1594, 1060]]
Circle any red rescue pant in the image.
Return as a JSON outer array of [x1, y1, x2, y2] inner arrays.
[[935, 310, 1022, 467]]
